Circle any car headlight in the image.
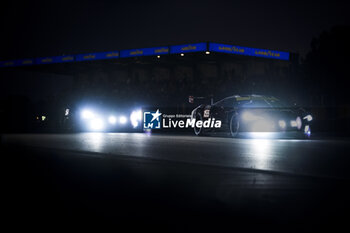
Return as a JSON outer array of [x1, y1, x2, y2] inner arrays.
[[89, 118, 105, 131], [291, 117, 302, 129], [303, 114, 313, 121], [130, 110, 142, 128], [119, 116, 127, 124], [278, 120, 286, 129], [81, 109, 95, 119], [108, 116, 117, 125], [296, 117, 302, 129]]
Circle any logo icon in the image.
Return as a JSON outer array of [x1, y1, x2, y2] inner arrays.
[[143, 109, 162, 129]]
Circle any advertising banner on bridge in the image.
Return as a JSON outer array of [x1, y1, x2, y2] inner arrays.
[[36, 55, 75, 65], [170, 43, 207, 54], [0, 60, 16, 67], [120, 46, 169, 58], [76, 51, 119, 61], [0, 42, 291, 68], [209, 42, 289, 60], [15, 59, 35, 66]]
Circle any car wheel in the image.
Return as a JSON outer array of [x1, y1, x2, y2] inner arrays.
[[229, 114, 240, 137], [194, 112, 204, 136]]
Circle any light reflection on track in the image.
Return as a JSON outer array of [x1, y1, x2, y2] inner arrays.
[[2, 133, 350, 179]]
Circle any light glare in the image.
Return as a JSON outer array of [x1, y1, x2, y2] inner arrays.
[[81, 109, 94, 119], [120, 116, 127, 124], [89, 118, 104, 131], [278, 120, 286, 129], [251, 120, 274, 132], [290, 120, 297, 127], [108, 116, 117, 124], [242, 112, 261, 121], [130, 110, 142, 128]]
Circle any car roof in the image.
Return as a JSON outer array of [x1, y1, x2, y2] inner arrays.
[[214, 95, 278, 104], [223, 94, 275, 100]]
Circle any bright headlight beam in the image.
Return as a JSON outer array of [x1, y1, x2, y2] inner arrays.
[[290, 120, 297, 127], [251, 120, 274, 132], [89, 118, 104, 131], [242, 112, 261, 121], [81, 109, 94, 119], [108, 116, 117, 124], [296, 117, 302, 129], [278, 120, 286, 129], [130, 110, 142, 128], [120, 116, 127, 124]]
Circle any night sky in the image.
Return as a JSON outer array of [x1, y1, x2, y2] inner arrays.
[[1, 0, 349, 60]]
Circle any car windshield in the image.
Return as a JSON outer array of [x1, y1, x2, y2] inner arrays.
[[234, 96, 287, 108]]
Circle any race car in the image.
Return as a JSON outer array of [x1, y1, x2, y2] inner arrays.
[[191, 95, 313, 138]]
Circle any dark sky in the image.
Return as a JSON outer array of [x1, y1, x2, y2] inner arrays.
[[1, 0, 349, 60]]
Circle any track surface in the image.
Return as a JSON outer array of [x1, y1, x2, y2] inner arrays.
[[2, 133, 350, 179]]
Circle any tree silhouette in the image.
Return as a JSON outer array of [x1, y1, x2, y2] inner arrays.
[[303, 25, 350, 105]]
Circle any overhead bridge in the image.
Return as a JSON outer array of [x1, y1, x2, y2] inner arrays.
[[0, 42, 290, 68]]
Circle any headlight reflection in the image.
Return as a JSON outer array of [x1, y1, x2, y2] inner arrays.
[[84, 132, 105, 151], [247, 139, 273, 170]]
